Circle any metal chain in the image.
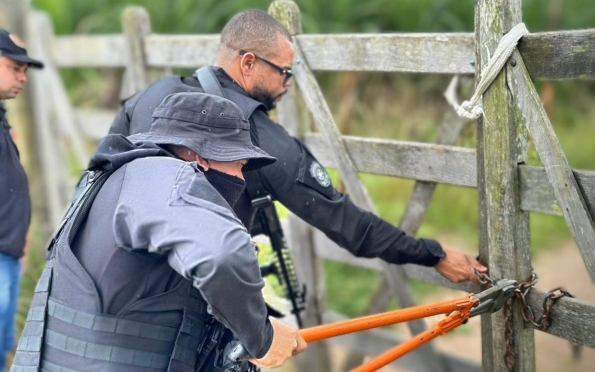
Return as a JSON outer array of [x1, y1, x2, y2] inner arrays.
[[474, 270, 574, 371], [503, 298, 515, 371]]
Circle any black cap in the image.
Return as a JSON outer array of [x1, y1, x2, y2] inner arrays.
[[128, 92, 276, 172], [0, 29, 43, 69]]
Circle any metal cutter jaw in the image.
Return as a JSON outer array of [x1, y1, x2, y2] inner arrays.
[[470, 279, 519, 317]]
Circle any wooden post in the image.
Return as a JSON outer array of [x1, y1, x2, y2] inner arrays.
[[26, 12, 72, 229], [269, 2, 332, 371], [121, 6, 152, 98], [510, 49, 595, 280], [278, 1, 447, 370], [475, 1, 535, 371]]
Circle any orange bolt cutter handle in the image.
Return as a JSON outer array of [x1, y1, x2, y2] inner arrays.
[[299, 296, 478, 343], [224, 279, 519, 372], [351, 308, 472, 372]]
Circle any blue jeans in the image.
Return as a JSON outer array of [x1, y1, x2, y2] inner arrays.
[[0, 253, 20, 372]]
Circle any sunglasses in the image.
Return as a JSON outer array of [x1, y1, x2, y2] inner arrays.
[[239, 50, 293, 84]]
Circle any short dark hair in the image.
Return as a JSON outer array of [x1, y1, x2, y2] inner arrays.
[[220, 9, 292, 59]]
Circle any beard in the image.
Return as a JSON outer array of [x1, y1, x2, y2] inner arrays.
[[250, 81, 286, 111]]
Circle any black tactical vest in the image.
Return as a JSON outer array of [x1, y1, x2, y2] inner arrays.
[[126, 75, 264, 138], [11, 170, 227, 372]]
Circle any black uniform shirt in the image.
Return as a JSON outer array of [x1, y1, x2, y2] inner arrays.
[[109, 67, 445, 267], [0, 103, 30, 258]]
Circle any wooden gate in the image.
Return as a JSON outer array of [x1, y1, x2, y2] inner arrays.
[[3, 0, 595, 370]]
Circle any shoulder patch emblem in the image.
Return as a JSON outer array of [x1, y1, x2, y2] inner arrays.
[[309, 161, 331, 187]]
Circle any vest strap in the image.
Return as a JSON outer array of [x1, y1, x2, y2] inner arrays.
[[44, 329, 170, 369], [40, 360, 78, 372], [167, 308, 212, 371], [47, 299, 177, 343], [10, 266, 53, 372], [194, 67, 226, 98]]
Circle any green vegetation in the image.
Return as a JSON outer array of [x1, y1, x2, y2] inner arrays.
[[19, 0, 595, 325]]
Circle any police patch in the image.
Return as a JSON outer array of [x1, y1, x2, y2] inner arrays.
[[309, 161, 331, 187]]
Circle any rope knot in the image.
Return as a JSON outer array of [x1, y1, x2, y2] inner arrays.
[[445, 23, 529, 121], [457, 100, 484, 120]]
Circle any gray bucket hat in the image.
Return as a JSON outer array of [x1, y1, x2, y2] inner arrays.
[[128, 92, 276, 171]]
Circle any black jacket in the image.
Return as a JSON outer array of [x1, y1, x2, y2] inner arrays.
[[0, 103, 30, 258], [109, 67, 445, 266]]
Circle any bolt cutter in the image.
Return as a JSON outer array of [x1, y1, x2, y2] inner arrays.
[[226, 279, 519, 372]]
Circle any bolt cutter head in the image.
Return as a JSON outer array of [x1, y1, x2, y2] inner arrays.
[[470, 279, 519, 317]]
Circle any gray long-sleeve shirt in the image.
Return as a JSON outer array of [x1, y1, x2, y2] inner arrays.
[[73, 152, 272, 357]]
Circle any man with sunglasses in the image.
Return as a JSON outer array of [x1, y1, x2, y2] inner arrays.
[[109, 10, 486, 300], [0, 28, 43, 371]]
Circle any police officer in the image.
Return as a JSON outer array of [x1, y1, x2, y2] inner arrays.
[[0, 28, 43, 372], [109, 10, 487, 284], [12, 92, 306, 372]]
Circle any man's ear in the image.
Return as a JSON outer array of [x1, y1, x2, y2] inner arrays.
[[195, 155, 210, 171], [240, 53, 256, 75]]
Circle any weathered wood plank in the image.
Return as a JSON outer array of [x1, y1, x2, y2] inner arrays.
[[270, 3, 332, 371], [520, 30, 595, 80], [142, 33, 474, 73], [305, 133, 477, 187], [526, 290, 595, 348], [144, 34, 220, 68], [140, 31, 595, 79], [294, 50, 374, 210], [297, 33, 475, 74], [511, 49, 595, 281], [520, 165, 595, 219], [304, 134, 595, 219], [50, 35, 128, 67], [322, 311, 481, 372], [476, 1, 534, 371], [121, 7, 152, 94], [27, 12, 73, 228]]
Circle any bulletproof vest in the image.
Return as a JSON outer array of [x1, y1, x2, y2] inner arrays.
[[130, 75, 264, 136], [11, 170, 225, 372]]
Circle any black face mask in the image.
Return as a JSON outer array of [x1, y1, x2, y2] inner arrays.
[[204, 168, 247, 207]]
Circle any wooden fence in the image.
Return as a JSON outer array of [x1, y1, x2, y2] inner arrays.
[[4, 0, 595, 370]]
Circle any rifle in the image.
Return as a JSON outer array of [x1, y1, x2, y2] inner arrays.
[[251, 195, 306, 328]]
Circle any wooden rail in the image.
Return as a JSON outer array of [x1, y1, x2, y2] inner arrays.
[[50, 31, 595, 80]]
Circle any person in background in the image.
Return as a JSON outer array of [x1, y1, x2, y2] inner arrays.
[[0, 28, 43, 372]]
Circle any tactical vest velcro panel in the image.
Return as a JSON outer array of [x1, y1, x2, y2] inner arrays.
[[41, 302, 213, 371]]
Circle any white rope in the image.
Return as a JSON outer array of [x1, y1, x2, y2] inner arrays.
[[445, 23, 529, 120]]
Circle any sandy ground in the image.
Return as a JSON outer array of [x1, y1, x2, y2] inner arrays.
[[269, 242, 595, 372]]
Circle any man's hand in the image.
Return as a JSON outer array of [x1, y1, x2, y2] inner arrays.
[[434, 247, 487, 285], [249, 317, 307, 369]]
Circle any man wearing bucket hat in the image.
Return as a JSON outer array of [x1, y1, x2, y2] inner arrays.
[[12, 92, 306, 372], [0, 28, 43, 371]]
